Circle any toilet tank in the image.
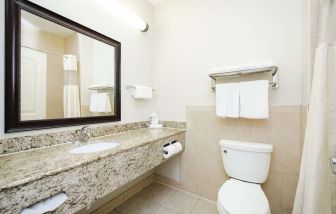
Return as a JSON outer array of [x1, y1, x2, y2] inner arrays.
[[219, 140, 273, 184]]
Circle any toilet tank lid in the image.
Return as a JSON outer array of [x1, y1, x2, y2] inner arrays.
[[219, 140, 273, 153]]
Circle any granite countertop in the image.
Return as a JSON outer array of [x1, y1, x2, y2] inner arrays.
[[0, 128, 185, 191]]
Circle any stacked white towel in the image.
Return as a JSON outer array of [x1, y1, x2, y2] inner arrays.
[[216, 83, 240, 118], [90, 93, 111, 113], [210, 62, 274, 73], [215, 80, 269, 119], [133, 85, 153, 99], [239, 80, 269, 119]]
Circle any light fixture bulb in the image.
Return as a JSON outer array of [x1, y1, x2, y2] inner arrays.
[[96, 0, 149, 32]]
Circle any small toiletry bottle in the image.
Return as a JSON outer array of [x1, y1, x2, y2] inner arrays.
[[150, 112, 159, 126]]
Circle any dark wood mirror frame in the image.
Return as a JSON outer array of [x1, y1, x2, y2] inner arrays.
[[5, 0, 121, 133]]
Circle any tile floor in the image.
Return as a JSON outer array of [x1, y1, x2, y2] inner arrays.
[[110, 182, 217, 214]]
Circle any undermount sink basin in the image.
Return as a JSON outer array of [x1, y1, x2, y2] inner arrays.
[[70, 142, 120, 154]]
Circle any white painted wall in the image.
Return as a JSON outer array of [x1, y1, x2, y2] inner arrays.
[[153, 0, 306, 121], [0, 0, 155, 137]]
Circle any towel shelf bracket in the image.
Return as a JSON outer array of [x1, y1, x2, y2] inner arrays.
[[209, 66, 279, 90]]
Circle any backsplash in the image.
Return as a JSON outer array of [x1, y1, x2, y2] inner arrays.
[[161, 121, 186, 129], [0, 121, 186, 155]]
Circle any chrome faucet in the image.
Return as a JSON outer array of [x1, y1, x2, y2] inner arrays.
[[78, 126, 91, 144]]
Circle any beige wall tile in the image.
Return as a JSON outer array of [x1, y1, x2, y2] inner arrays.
[[281, 174, 299, 210], [270, 105, 301, 113], [281, 112, 301, 141], [300, 105, 308, 153], [160, 105, 303, 214], [279, 137, 301, 175]]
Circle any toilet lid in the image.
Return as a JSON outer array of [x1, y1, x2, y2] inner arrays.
[[218, 179, 269, 214]]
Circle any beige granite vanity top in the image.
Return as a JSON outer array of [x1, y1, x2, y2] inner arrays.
[[0, 128, 185, 191]]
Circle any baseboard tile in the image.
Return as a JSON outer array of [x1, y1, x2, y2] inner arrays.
[[92, 174, 155, 214]]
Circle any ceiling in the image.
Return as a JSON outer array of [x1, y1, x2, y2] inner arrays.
[[147, 0, 167, 6]]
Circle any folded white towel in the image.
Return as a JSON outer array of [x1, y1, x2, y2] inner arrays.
[[90, 93, 111, 113], [216, 83, 240, 118], [210, 62, 274, 73], [21, 193, 68, 214], [239, 62, 274, 71], [133, 85, 153, 99], [239, 80, 269, 119]]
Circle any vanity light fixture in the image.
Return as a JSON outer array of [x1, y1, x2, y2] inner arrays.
[[96, 0, 149, 32]]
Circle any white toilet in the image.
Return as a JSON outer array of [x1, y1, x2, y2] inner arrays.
[[217, 140, 273, 214]]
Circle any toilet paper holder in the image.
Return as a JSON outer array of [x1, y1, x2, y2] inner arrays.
[[162, 140, 178, 154], [162, 140, 182, 159]]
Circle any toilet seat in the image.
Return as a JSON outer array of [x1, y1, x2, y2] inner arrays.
[[217, 179, 270, 214]]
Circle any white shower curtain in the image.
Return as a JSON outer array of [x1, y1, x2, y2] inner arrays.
[[63, 55, 81, 118], [293, 0, 335, 213]]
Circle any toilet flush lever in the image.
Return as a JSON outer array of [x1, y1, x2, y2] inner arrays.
[[331, 158, 336, 174]]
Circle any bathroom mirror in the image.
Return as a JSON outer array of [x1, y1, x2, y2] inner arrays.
[[5, 0, 121, 132]]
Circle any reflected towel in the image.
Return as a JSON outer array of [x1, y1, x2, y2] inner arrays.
[[63, 85, 81, 118], [90, 93, 111, 113], [239, 80, 269, 119], [216, 83, 240, 118]]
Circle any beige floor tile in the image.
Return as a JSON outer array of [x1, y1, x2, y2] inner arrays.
[[191, 199, 217, 214], [163, 190, 198, 214], [156, 206, 177, 214], [116, 196, 161, 214], [137, 182, 176, 205], [115, 195, 139, 212], [108, 210, 120, 214]]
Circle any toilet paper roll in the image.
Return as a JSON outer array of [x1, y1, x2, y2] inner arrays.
[[172, 142, 183, 154], [163, 142, 183, 159], [163, 145, 175, 159]]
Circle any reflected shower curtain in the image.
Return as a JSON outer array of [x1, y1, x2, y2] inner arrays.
[[63, 55, 81, 118], [293, 0, 335, 213]]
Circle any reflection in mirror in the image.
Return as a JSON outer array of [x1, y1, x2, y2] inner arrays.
[[20, 10, 116, 121]]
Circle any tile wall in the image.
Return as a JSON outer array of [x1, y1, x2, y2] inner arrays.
[[157, 105, 306, 214]]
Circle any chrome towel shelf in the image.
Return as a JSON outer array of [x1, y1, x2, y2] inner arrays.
[[209, 66, 279, 90]]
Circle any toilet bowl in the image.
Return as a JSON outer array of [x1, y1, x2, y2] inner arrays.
[[217, 179, 270, 214], [217, 140, 273, 214]]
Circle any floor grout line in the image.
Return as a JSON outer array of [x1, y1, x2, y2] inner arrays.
[[154, 205, 177, 214], [155, 181, 217, 204], [116, 182, 217, 214], [188, 198, 200, 214], [142, 184, 177, 207]]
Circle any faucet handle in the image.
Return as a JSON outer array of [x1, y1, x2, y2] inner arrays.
[[81, 126, 91, 135]]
